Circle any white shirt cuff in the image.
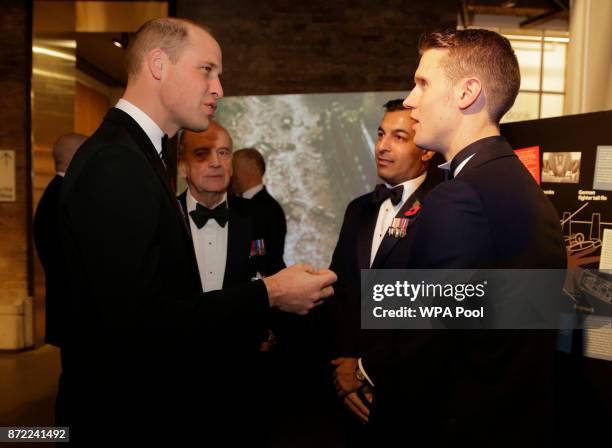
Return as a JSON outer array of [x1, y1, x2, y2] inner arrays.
[[357, 357, 375, 387]]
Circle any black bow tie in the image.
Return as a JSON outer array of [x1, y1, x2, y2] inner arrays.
[[189, 202, 229, 228], [372, 184, 404, 206], [161, 134, 170, 166]]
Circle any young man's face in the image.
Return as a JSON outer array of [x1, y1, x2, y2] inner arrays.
[[403, 49, 456, 155], [160, 26, 224, 133], [179, 124, 233, 196], [375, 109, 432, 186]]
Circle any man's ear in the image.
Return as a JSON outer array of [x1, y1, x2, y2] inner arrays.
[[421, 150, 435, 162], [457, 77, 483, 111], [146, 48, 165, 81]]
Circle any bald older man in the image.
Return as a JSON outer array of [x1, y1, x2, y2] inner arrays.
[[33, 133, 87, 348], [58, 18, 335, 441]]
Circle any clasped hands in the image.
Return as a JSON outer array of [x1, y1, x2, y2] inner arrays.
[[263, 263, 336, 315], [332, 357, 373, 424]]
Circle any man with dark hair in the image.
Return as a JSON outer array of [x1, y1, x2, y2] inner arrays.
[[329, 99, 436, 445], [334, 29, 565, 446], [232, 147, 287, 267], [59, 17, 335, 442]]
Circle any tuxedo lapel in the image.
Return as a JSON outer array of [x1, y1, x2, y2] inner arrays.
[[454, 136, 515, 178], [105, 108, 190, 234], [370, 178, 429, 269], [223, 197, 252, 287], [357, 197, 380, 269], [176, 192, 192, 238]]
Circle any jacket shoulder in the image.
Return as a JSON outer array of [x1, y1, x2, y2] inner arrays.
[[227, 195, 254, 217], [345, 191, 374, 213]]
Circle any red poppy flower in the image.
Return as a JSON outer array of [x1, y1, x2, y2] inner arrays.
[[404, 205, 421, 218]]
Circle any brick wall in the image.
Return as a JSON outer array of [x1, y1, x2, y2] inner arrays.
[[178, 0, 457, 96], [0, 0, 30, 304]]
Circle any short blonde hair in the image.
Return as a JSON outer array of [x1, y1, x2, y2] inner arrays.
[[125, 18, 207, 79]]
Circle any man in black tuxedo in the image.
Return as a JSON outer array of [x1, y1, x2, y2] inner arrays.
[[334, 30, 566, 446], [178, 123, 287, 440], [33, 133, 86, 348], [177, 123, 285, 292], [58, 18, 335, 442], [232, 147, 287, 266], [178, 123, 285, 355], [329, 99, 436, 440]]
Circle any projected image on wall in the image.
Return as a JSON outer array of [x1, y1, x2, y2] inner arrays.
[[214, 91, 407, 267], [542, 151, 581, 183]]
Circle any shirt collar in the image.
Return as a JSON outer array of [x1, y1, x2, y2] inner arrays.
[[186, 188, 228, 213], [384, 172, 427, 206], [438, 154, 476, 178], [438, 160, 451, 173], [115, 98, 165, 156], [242, 183, 264, 199], [445, 135, 505, 178], [454, 154, 476, 177]]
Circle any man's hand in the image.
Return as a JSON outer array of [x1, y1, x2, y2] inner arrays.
[[344, 392, 371, 424], [332, 357, 362, 397], [263, 263, 336, 315]]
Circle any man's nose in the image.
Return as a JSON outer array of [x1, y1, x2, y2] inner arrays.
[[209, 151, 221, 167], [211, 78, 224, 99], [376, 138, 390, 154], [403, 90, 417, 109]]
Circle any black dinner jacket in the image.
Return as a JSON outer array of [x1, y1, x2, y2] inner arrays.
[[365, 136, 567, 447], [249, 186, 287, 266], [327, 174, 437, 360], [177, 191, 285, 287], [33, 174, 66, 347], [59, 107, 270, 441]]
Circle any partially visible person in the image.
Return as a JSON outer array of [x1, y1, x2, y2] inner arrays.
[[328, 100, 437, 445], [33, 132, 87, 348], [33, 133, 86, 426], [232, 147, 287, 267]]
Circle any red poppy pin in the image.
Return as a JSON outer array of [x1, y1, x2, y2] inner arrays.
[[404, 204, 422, 218]]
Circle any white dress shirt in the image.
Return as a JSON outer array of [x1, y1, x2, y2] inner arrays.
[[115, 99, 165, 156], [242, 183, 264, 199], [370, 172, 427, 267], [186, 190, 229, 292], [359, 172, 426, 387], [359, 157, 476, 386]]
